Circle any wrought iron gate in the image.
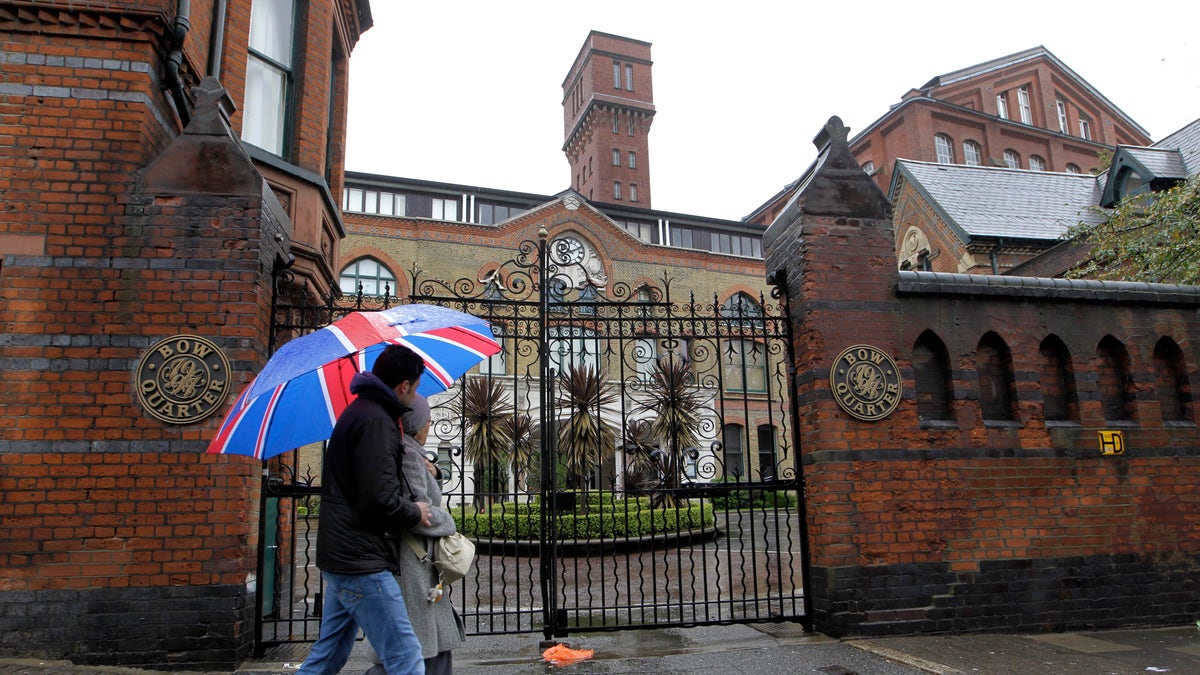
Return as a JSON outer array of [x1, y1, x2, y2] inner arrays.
[[256, 235, 810, 650]]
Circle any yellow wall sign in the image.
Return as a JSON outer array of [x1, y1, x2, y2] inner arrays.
[[136, 334, 231, 425], [1098, 430, 1125, 455]]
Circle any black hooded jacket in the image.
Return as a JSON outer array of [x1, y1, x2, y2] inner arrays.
[[315, 371, 423, 574]]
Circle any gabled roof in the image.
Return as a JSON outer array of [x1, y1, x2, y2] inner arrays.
[[892, 160, 1106, 242], [1122, 147, 1188, 179], [921, 46, 1149, 138]]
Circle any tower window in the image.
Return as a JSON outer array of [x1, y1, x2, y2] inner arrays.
[[625, 63, 634, 91], [613, 182, 622, 200], [630, 184, 638, 202], [628, 151, 637, 169], [612, 61, 621, 89], [612, 111, 619, 134], [612, 148, 620, 166]]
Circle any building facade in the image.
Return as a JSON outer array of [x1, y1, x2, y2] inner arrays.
[[0, 0, 370, 667], [745, 47, 1152, 250]]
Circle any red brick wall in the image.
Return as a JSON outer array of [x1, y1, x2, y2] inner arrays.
[[765, 117, 1200, 636]]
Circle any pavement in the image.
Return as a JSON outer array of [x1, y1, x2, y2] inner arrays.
[[1, 622, 1199, 675]]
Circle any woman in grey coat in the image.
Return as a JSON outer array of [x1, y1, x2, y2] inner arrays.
[[369, 393, 465, 674]]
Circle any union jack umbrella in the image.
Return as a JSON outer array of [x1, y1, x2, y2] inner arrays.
[[206, 303, 500, 459]]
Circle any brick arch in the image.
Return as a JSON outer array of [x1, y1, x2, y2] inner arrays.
[[717, 286, 765, 309], [1152, 335, 1192, 423], [976, 330, 1017, 422], [1096, 334, 1136, 422], [337, 246, 409, 298], [912, 328, 954, 422]]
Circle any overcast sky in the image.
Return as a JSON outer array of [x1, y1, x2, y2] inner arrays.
[[345, 0, 1199, 221]]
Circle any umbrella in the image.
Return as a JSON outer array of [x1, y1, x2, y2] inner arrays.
[[206, 303, 500, 459]]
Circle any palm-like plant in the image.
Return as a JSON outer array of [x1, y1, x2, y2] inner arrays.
[[635, 355, 707, 505], [456, 377, 514, 510], [505, 411, 537, 493], [622, 418, 660, 492], [555, 364, 618, 499]]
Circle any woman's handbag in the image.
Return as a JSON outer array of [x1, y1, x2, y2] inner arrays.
[[403, 530, 476, 585]]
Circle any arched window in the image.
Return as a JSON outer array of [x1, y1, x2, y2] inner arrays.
[[1003, 149, 1020, 169], [720, 292, 764, 330], [913, 330, 953, 422], [1097, 335, 1135, 422], [339, 257, 396, 297], [1029, 155, 1045, 172], [934, 134, 954, 164], [1065, 163, 1082, 174], [1153, 337, 1191, 422], [1038, 335, 1076, 421], [722, 423, 745, 479], [962, 141, 982, 166], [977, 332, 1016, 421]]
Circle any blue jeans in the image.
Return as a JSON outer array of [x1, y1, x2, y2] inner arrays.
[[296, 570, 425, 675]]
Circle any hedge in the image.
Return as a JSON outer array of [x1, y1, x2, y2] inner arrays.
[[453, 493, 715, 540]]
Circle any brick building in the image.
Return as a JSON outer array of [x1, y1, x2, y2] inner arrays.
[[0, 0, 370, 668], [764, 115, 1200, 636], [746, 46, 1153, 267], [889, 115, 1200, 275]]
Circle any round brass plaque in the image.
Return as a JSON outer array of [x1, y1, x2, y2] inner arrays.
[[136, 334, 231, 425], [830, 344, 902, 421]]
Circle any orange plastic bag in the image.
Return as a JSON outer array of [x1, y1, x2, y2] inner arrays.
[[542, 642, 595, 666]]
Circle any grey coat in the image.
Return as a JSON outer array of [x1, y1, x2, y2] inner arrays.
[[393, 434, 465, 659]]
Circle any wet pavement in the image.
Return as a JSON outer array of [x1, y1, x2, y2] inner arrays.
[[3, 622, 1199, 675]]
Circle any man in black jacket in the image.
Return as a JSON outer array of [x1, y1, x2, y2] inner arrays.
[[298, 344, 433, 675]]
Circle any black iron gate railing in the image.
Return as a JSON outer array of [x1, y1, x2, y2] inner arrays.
[[256, 234, 809, 650]]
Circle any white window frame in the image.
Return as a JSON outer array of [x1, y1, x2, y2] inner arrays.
[[612, 148, 620, 166], [962, 141, 981, 166], [996, 92, 1009, 120], [1029, 155, 1045, 172], [628, 151, 636, 169], [625, 63, 634, 91], [629, 184, 638, 202], [1078, 117, 1091, 140], [1017, 86, 1032, 124], [1056, 99, 1069, 133], [934, 134, 954, 164], [431, 197, 458, 221], [1003, 149, 1020, 169], [613, 182, 622, 200], [243, 0, 297, 157], [339, 257, 396, 297], [612, 61, 621, 89]]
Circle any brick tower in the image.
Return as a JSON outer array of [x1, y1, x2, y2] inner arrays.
[[562, 31, 655, 206]]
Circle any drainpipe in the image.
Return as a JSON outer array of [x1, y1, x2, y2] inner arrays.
[[207, 0, 227, 78], [990, 239, 1003, 274], [165, 0, 192, 127]]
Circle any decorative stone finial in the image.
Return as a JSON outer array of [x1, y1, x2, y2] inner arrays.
[[813, 115, 849, 151]]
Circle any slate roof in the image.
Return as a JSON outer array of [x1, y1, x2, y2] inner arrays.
[[1123, 147, 1188, 179], [893, 161, 1106, 242], [1154, 116, 1200, 175]]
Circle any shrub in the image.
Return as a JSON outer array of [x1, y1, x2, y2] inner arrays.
[[707, 478, 798, 510], [454, 491, 715, 540]]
